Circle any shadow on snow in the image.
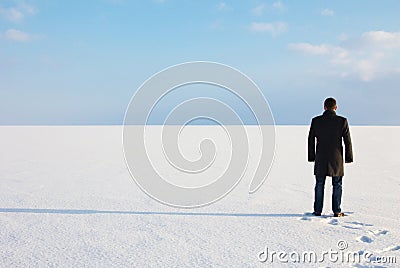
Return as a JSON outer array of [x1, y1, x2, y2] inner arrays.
[[0, 208, 304, 218]]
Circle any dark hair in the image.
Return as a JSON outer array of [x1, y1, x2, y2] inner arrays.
[[324, 97, 337, 110]]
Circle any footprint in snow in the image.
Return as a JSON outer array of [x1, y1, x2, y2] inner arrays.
[[381, 245, 400, 252], [341, 221, 374, 230], [357, 235, 374, 243], [367, 229, 388, 236], [346, 221, 373, 227], [327, 219, 340, 225], [299, 213, 331, 222], [342, 224, 362, 230]]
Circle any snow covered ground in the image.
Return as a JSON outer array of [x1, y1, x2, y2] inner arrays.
[[0, 126, 399, 267]]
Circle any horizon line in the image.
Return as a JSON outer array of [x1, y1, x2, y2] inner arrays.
[[1, 124, 400, 127]]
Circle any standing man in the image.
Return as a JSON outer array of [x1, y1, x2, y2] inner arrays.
[[308, 97, 353, 217]]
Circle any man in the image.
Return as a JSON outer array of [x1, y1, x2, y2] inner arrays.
[[308, 97, 353, 217]]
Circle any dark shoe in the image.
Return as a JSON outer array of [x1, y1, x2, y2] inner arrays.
[[312, 212, 322, 216], [334, 212, 345, 217]]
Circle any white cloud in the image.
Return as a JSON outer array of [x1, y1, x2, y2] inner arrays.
[[321, 9, 334, 16], [250, 22, 288, 36], [4, 29, 33, 42], [289, 31, 400, 82], [360, 31, 400, 48], [355, 60, 375, 82], [0, 3, 36, 23], [252, 3, 266, 16], [289, 42, 349, 65]]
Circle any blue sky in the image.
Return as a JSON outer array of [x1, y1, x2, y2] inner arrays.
[[1, 0, 400, 125]]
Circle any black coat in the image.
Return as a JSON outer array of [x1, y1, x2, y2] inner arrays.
[[308, 110, 353, 176]]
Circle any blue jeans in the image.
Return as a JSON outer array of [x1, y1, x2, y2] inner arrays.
[[314, 176, 342, 214]]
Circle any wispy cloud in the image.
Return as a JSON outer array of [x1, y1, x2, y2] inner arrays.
[[321, 9, 334, 16], [272, 1, 286, 12], [216, 2, 233, 12], [0, 7, 23, 22], [289, 31, 400, 81], [288, 43, 330, 55], [251, 3, 267, 16], [250, 22, 288, 37], [217, 2, 227, 11], [251, 1, 285, 16], [0, 2, 36, 23], [4, 29, 34, 42]]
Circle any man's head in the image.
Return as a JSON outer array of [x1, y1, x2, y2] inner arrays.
[[324, 97, 337, 111]]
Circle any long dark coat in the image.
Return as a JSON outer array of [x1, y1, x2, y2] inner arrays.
[[308, 110, 353, 176]]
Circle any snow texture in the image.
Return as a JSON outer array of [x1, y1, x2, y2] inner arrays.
[[0, 126, 399, 267]]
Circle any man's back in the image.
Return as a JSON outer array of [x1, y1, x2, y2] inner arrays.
[[308, 109, 353, 177]]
